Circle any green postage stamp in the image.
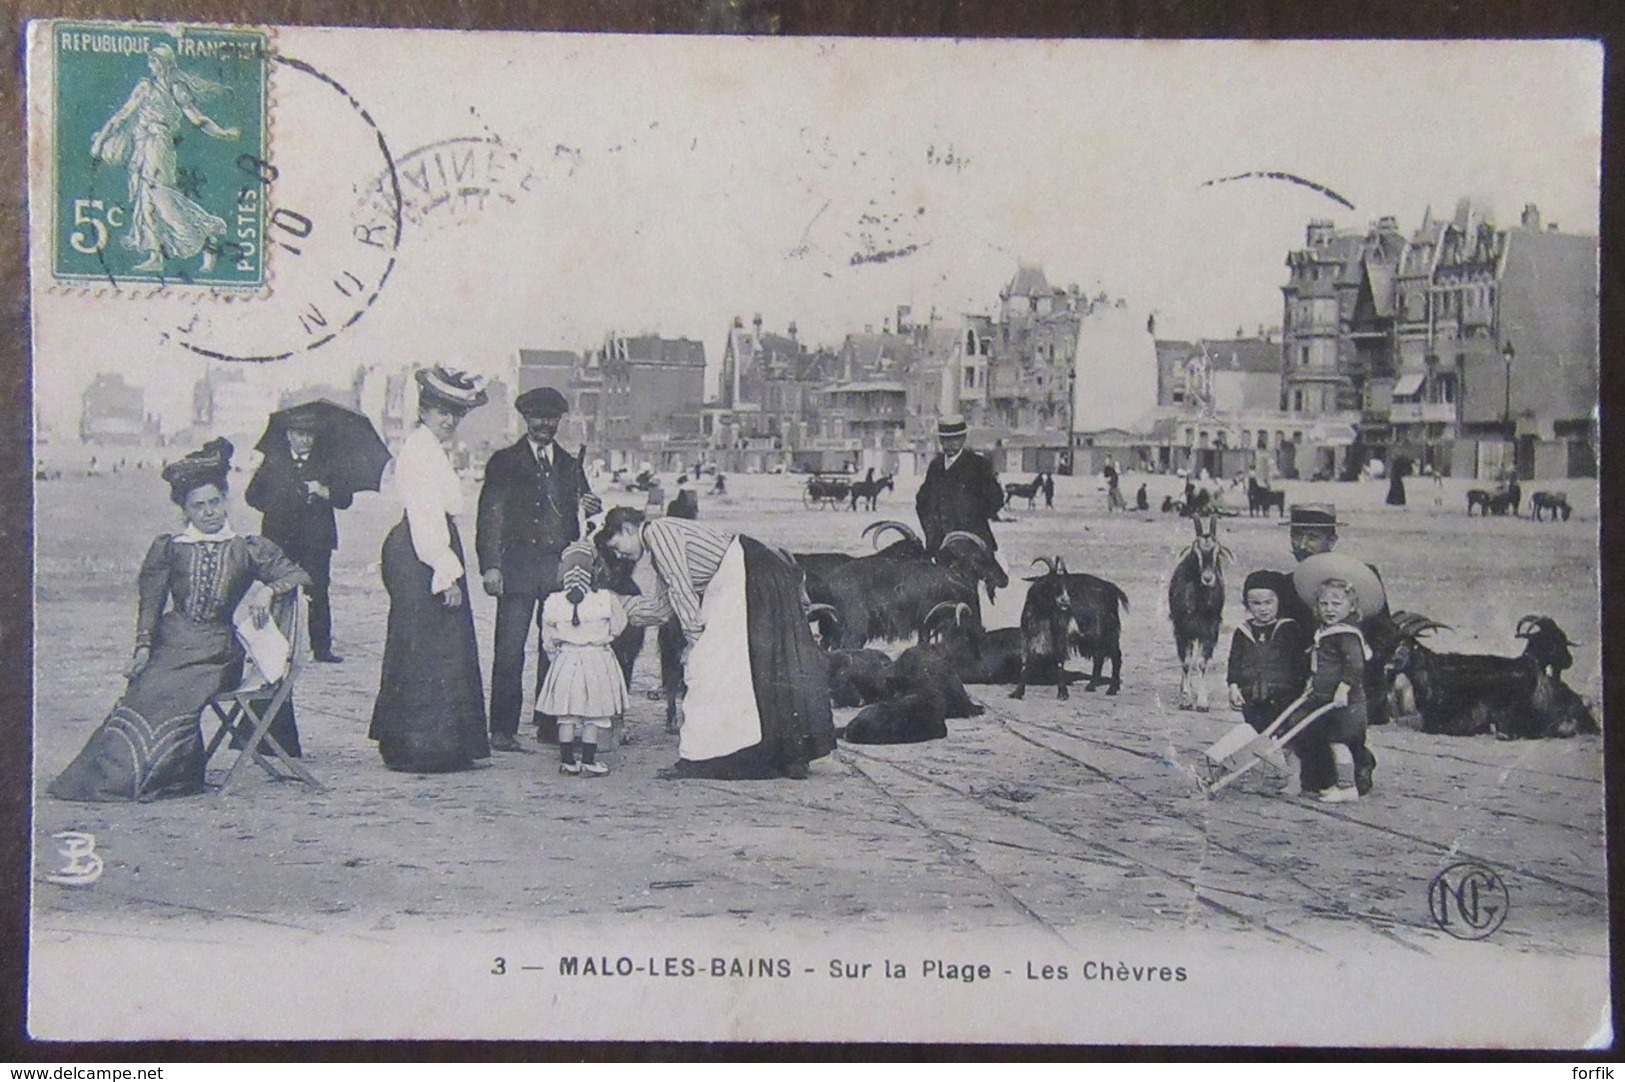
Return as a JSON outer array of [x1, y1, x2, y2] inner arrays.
[[48, 22, 269, 288]]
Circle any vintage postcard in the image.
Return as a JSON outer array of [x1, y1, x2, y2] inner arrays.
[[25, 26, 1607, 1045]]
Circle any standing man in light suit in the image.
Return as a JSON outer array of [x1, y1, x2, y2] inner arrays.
[[476, 387, 602, 751]]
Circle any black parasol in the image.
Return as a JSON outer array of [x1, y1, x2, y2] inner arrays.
[[255, 399, 392, 493]]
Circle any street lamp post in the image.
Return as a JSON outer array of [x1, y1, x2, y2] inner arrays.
[[1501, 339, 1516, 438]]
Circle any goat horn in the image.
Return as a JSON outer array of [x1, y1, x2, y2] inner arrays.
[[861, 520, 918, 549], [940, 530, 989, 552], [1514, 615, 1539, 638], [1030, 556, 1057, 574], [1393, 612, 1451, 637], [805, 603, 838, 622], [924, 601, 961, 628], [1055, 556, 1070, 576]]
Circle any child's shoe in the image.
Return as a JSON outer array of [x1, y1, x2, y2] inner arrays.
[[559, 761, 581, 776], [1319, 785, 1358, 804], [581, 761, 609, 777]]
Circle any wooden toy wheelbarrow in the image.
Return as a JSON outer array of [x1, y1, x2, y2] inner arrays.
[[1197, 692, 1337, 797]]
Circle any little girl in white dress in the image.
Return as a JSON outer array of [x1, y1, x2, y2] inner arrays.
[[537, 541, 629, 776]]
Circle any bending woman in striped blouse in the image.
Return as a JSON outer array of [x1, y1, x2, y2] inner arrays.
[[600, 507, 835, 780]]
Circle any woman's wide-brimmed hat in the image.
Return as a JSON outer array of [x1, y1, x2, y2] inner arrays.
[[1293, 551, 1386, 614], [162, 437, 233, 493], [414, 366, 489, 413], [1280, 502, 1348, 528]]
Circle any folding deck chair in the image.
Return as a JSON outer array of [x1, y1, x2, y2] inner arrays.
[[202, 586, 324, 794]]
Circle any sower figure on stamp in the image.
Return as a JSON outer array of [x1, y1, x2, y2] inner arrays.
[[477, 386, 602, 752], [245, 412, 354, 663], [914, 414, 1005, 555]]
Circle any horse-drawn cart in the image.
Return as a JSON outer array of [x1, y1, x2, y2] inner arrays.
[[803, 472, 853, 509]]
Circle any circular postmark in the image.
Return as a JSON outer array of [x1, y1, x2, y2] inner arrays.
[[168, 51, 402, 362], [1427, 861, 1509, 940]]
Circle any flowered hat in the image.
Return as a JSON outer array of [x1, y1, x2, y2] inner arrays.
[[414, 366, 489, 413], [162, 437, 233, 495]]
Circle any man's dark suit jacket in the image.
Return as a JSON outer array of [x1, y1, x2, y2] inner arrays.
[[244, 450, 354, 562], [914, 449, 1005, 553], [475, 439, 593, 596]]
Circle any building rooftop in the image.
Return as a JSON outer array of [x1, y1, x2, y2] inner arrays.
[[1197, 337, 1280, 374], [1003, 263, 1054, 299]]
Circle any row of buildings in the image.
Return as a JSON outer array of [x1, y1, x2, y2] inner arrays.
[[77, 199, 1597, 483]]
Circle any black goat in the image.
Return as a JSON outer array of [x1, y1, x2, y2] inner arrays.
[[922, 600, 1081, 688], [1011, 557, 1130, 699], [1247, 478, 1286, 517], [820, 522, 1007, 649], [1468, 481, 1522, 517], [1530, 491, 1573, 522], [840, 638, 982, 745], [827, 648, 893, 707], [792, 551, 855, 643], [1515, 614, 1578, 678], [1385, 612, 1597, 738], [594, 540, 686, 733], [1012, 558, 1078, 700], [1168, 513, 1230, 711]]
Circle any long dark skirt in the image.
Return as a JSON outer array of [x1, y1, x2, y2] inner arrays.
[[670, 536, 835, 779], [48, 612, 240, 802], [368, 516, 490, 773]]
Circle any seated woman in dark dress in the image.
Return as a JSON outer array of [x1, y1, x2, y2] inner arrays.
[[49, 439, 311, 803]]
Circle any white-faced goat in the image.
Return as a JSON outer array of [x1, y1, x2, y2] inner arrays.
[[1167, 513, 1230, 711]]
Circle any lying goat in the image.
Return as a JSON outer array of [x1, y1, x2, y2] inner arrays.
[[827, 647, 893, 707], [840, 633, 983, 745], [1385, 612, 1597, 739]]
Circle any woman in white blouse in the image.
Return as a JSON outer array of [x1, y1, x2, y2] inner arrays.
[[368, 367, 492, 773]]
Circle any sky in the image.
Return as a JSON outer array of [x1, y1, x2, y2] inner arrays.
[[30, 32, 1601, 434]]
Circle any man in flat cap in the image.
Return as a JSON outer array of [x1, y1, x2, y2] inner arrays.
[[476, 386, 602, 751], [914, 413, 1005, 555]]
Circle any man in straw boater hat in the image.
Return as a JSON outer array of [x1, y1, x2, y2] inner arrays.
[[914, 413, 1006, 555], [245, 411, 355, 663], [476, 385, 602, 752], [1277, 502, 1398, 796]]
